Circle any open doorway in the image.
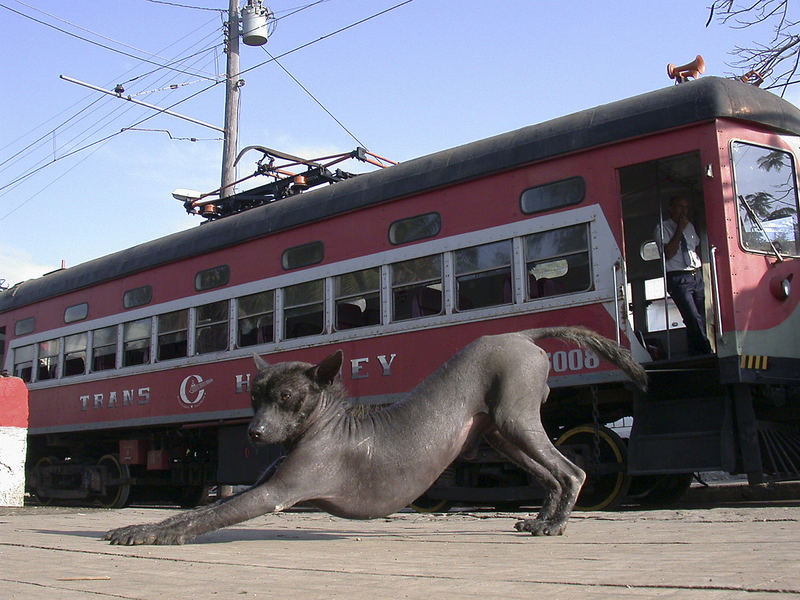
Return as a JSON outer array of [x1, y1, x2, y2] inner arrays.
[[619, 152, 714, 360]]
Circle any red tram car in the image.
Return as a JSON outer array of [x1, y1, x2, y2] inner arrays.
[[1, 76, 799, 510]]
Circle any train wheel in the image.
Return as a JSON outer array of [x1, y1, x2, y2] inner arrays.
[[556, 425, 631, 511], [31, 456, 56, 505], [95, 454, 131, 509], [409, 495, 452, 513]]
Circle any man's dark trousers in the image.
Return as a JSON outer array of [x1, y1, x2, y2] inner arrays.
[[666, 270, 712, 355]]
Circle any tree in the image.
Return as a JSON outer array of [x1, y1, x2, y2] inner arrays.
[[708, 0, 800, 95]]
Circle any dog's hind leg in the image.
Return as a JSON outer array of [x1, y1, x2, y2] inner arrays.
[[486, 417, 585, 536]]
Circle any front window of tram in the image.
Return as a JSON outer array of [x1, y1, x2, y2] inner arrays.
[[732, 142, 800, 257]]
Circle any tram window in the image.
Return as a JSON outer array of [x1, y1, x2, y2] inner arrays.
[[520, 176, 586, 215], [196, 300, 229, 354], [64, 302, 88, 323], [284, 280, 324, 339], [640, 240, 660, 261], [14, 317, 34, 336], [64, 333, 87, 377], [282, 241, 324, 270], [195, 265, 230, 291], [37, 339, 59, 380], [731, 142, 800, 257], [237, 291, 274, 347], [455, 240, 512, 311], [158, 309, 188, 360], [389, 213, 441, 245], [391, 255, 443, 321], [525, 223, 592, 299], [123, 285, 153, 309], [13, 344, 34, 382], [92, 325, 117, 371], [335, 268, 381, 330], [123, 318, 151, 366]]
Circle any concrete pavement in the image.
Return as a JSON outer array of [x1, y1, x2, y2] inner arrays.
[[1, 496, 799, 599]]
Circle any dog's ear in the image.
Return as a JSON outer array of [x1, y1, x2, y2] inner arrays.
[[308, 350, 343, 387], [253, 353, 270, 372]]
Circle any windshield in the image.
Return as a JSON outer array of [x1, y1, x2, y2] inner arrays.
[[731, 141, 800, 258]]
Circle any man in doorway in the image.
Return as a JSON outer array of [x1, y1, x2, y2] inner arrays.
[[654, 196, 713, 355]]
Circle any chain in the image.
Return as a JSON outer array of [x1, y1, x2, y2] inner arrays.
[[591, 386, 602, 466]]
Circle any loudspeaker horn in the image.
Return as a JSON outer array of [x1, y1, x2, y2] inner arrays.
[[667, 55, 705, 82]]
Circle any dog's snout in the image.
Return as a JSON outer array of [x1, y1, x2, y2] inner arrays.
[[248, 426, 267, 444]]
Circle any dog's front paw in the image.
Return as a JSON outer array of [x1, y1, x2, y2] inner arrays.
[[514, 517, 566, 536], [104, 524, 191, 545]]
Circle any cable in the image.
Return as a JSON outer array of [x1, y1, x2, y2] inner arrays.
[[1, 16, 222, 178], [263, 48, 368, 149], [1, 0, 416, 201], [141, 0, 225, 12], [0, 138, 113, 222], [238, 0, 415, 79], [0, 2, 218, 81], [272, 0, 331, 22], [11, 0, 220, 78]]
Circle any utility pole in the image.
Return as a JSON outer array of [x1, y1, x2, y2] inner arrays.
[[221, 0, 241, 199]]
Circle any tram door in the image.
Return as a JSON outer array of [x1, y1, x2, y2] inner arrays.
[[618, 152, 714, 360]]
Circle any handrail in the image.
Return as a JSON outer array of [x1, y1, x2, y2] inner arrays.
[[612, 261, 621, 345], [710, 245, 723, 341]]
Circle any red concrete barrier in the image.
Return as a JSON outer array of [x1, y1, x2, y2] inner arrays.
[[0, 376, 29, 506]]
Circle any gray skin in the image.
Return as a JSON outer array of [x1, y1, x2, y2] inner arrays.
[[105, 326, 647, 545]]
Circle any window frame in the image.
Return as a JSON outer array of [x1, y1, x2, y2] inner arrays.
[[334, 267, 381, 331], [123, 285, 153, 309], [283, 279, 325, 339], [64, 303, 88, 324], [195, 265, 230, 291], [520, 176, 586, 215], [157, 309, 189, 361], [282, 241, 324, 270], [195, 300, 230, 354], [388, 212, 442, 245], [390, 254, 443, 322], [730, 140, 800, 258], [237, 290, 275, 348], [524, 222, 593, 300], [453, 239, 513, 312], [122, 318, 152, 367]]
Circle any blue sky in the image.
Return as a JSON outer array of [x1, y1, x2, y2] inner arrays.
[[0, 0, 791, 286]]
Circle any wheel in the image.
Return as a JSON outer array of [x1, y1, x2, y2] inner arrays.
[[409, 494, 452, 513], [30, 456, 56, 505], [95, 454, 131, 508], [556, 425, 631, 511]]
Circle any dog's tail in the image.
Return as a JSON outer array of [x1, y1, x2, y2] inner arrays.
[[522, 326, 648, 391]]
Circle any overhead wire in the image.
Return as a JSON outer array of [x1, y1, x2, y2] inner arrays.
[[0, 36, 227, 199], [0, 12, 221, 160], [10, 0, 221, 79], [0, 2, 218, 81], [237, 0, 415, 79], [271, 0, 331, 22], [141, 0, 226, 12], [1, 0, 416, 210], [261, 48, 368, 149], [0, 12, 224, 191]]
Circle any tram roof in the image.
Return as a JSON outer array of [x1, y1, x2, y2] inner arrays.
[[4, 76, 800, 313]]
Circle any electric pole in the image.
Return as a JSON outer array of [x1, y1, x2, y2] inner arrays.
[[221, 0, 241, 199]]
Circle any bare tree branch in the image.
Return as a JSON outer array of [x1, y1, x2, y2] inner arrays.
[[708, 0, 800, 95]]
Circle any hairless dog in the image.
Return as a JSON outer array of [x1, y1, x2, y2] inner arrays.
[[105, 326, 646, 545]]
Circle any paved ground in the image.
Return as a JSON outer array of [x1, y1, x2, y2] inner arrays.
[[1, 485, 799, 599]]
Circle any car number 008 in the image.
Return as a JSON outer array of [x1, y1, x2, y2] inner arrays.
[[548, 349, 600, 373]]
